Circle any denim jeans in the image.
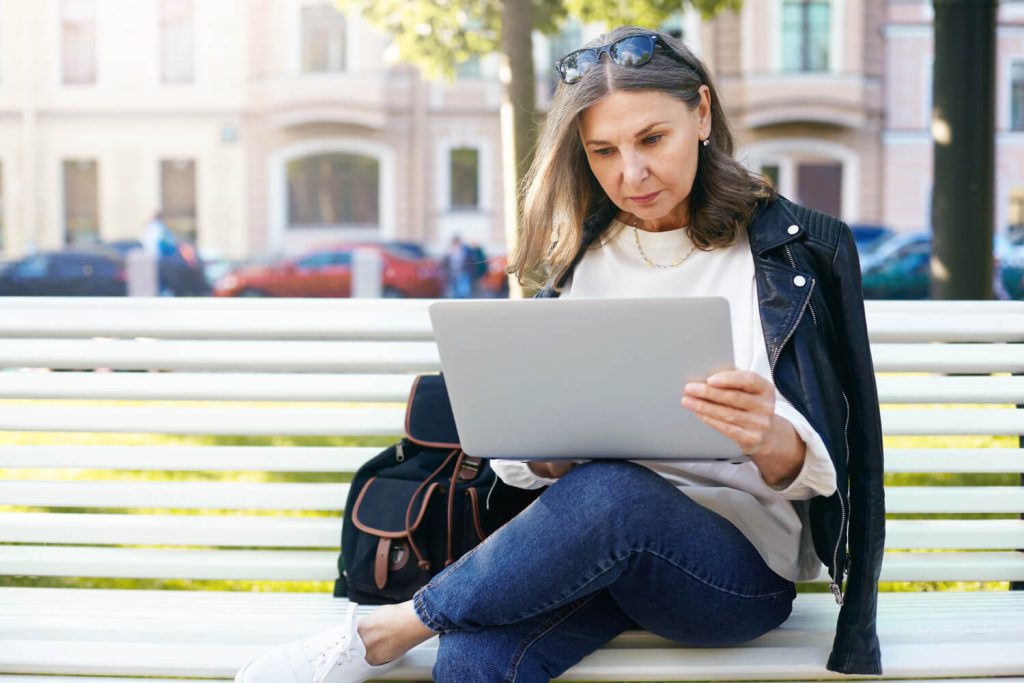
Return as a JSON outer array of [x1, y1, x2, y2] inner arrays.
[[412, 461, 796, 682]]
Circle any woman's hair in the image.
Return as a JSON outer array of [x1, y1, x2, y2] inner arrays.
[[511, 25, 776, 290]]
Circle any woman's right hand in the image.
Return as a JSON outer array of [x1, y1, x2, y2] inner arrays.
[[528, 461, 577, 479]]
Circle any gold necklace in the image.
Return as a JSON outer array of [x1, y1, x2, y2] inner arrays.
[[630, 215, 696, 269]]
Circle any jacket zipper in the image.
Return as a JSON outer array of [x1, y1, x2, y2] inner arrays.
[[830, 390, 852, 606], [769, 277, 815, 371], [785, 246, 816, 327], [767, 272, 848, 605]]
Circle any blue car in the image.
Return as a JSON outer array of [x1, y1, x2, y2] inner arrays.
[[861, 231, 1023, 299]]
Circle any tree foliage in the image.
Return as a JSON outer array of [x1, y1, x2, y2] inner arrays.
[[337, 0, 741, 80]]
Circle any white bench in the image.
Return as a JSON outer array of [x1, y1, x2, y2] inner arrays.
[[1, 297, 1023, 681]]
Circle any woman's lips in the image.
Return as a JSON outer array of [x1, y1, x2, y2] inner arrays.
[[629, 191, 660, 205]]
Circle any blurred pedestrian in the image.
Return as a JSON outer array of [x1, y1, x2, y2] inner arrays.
[[142, 211, 177, 295], [466, 241, 488, 296], [444, 235, 473, 298]]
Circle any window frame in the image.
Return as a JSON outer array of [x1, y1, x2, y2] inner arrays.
[[62, 159, 101, 247], [285, 152, 382, 229], [298, 1, 348, 74], [60, 0, 98, 85], [448, 147, 481, 212], [159, 0, 195, 84], [780, 0, 831, 73]]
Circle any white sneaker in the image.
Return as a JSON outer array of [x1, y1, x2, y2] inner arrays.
[[234, 603, 399, 683]]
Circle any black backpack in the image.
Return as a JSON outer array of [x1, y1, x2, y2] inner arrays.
[[334, 374, 543, 604]]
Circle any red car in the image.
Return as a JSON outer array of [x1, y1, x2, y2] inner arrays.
[[213, 242, 445, 298]]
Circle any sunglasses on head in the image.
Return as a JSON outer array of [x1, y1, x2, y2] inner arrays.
[[553, 34, 686, 85]]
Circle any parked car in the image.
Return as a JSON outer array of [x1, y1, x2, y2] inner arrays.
[[103, 239, 211, 296], [848, 224, 895, 261], [861, 231, 1021, 299], [860, 232, 930, 299], [0, 250, 127, 296], [477, 255, 510, 298], [213, 242, 446, 298]]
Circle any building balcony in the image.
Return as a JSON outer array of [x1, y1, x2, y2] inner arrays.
[[721, 72, 883, 131], [252, 70, 417, 130]]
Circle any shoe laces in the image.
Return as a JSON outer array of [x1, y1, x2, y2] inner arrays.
[[304, 627, 357, 682]]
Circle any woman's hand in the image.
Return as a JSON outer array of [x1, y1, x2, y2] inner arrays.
[[528, 461, 577, 479], [681, 370, 805, 486]]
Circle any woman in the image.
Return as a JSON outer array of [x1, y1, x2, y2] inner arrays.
[[235, 26, 884, 682]]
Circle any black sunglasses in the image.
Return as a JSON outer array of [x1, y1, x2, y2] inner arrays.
[[553, 34, 686, 85]]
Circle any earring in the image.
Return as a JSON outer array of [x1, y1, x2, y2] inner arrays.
[[702, 138, 710, 147]]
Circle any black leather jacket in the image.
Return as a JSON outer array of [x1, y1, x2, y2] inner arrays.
[[537, 196, 885, 675]]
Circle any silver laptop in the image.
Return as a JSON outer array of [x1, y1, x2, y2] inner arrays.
[[428, 297, 745, 462]]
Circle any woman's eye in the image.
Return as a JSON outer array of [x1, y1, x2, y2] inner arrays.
[[593, 148, 613, 157], [643, 134, 663, 145]]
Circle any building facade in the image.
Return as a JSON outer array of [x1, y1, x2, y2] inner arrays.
[[0, 0, 1021, 262]]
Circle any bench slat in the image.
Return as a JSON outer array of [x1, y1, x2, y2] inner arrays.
[[884, 520, 1024, 549], [0, 309, 435, 341], [2, 483, 1019, 514], [0, 339, 440, 372], [1, 589, 1022, 679], [871, 344, 1024, 373], [3, 545, 1022, 582], [10, 372, 1024, 405], [0, 373, 415, 402], [0, 446, 376, 471], [0, 481, 350, 510], [3, 405, 1024, 436], [881, 409, 1024, 435], [883, 486, 1024, 513], [4, 298, 1024, 342], [876, 375, 1024, 404], [0, 546, 338, 581], [0, 406, 406, 436], [2, 446, 1022, 474], [2, 342, 1024, 376], [0, 512, 341, 547], [2, 513, 1020, 550], [883, 449, 1024, 473]]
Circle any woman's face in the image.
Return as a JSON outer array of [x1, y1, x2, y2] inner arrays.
[[577, 87, 711, 232]]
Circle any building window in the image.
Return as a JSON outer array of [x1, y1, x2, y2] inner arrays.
[[455, 55, 481, 79], [760, 163, 781, 189], [161, 159, 197, 242], [1012, 60, 1024, 131], [301, 3, 347, 73], [449, 148, 480, 211], [61, 0, 97, 85], [160, 0, 194, 84], [287, 153, 379, 227], [781, 0, 830, 73], [63, 160, 100, 245]]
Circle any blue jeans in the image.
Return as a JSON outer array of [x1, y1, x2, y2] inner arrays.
[[412, 461, 796, 682]]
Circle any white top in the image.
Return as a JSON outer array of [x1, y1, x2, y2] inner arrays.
[[491, 219, 838, 582]]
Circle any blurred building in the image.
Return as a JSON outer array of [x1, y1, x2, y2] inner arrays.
[[0, 0, 507, 260], [0, 0, 1022, 262]]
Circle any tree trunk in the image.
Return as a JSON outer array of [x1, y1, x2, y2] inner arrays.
[[499, 0, 537, 298], [930, 0, 996, 299]]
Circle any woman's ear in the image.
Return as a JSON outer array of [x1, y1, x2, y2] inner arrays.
[[698, 85, 712, 135]]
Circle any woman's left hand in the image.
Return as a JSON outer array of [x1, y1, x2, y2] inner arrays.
[[681, 370, 805, 485]]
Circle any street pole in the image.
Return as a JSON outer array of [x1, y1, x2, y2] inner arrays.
[[930, 0, 996, 299]]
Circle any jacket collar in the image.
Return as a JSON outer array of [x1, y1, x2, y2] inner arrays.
[[746, 196, 806, 257]]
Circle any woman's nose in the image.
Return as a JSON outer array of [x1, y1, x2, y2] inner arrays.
[[621, 151, 649, 187]]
